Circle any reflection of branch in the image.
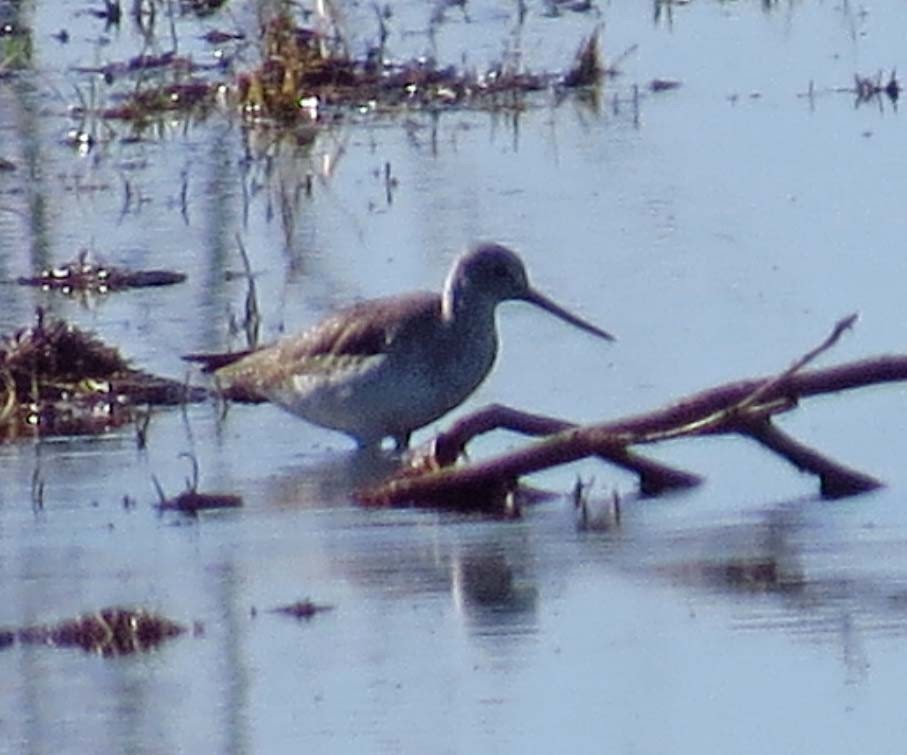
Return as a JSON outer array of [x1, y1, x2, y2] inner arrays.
[[359, 319, 905, 509], [232, 234, 260, 351]]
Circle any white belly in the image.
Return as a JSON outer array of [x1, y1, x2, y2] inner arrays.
[[264, 337, 496, 445]]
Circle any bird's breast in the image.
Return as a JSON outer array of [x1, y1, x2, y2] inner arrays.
[[409, 322, 498, 408]]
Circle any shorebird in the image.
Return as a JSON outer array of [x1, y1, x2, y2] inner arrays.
[[186, 242, 614, 449]]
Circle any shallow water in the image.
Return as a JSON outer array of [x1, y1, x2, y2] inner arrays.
[[3, 0, 907, 752]]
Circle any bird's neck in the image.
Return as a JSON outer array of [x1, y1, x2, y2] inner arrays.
[[441, 275, 499, 334], [438, 276, 500, 387]]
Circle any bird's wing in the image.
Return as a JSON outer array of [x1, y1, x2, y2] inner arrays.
[[212, 292, 441, 396], [286, 292, 440, 359]]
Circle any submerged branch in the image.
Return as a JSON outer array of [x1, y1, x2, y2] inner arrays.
[[428, 403, 704, 493], [359, 350, 904, 509], [741, 417, 882, 498]]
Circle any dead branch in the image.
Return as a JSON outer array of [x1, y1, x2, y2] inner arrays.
[[423, 404, 704, 495], [739, 416, 881, 498], [357, 345, 906, 509]]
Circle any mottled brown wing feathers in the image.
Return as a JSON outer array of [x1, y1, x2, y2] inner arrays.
[[188, 292, 442, 399], [283, 292, 440, 360]]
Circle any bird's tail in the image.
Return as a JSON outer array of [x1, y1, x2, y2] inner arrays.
[[182, 350, 253, 373]]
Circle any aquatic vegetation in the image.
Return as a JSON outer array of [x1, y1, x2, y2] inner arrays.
[[236, 10, 610, 120], [64, 1, 613, 127], [798, 69, 901, 109], [153, 452, 243, 514], [268, 600, 334, 620], [153, 486, 244, 514], [0, 17, 33, 71], [17, 250, 186, 294], [853, 69, 900, 106], [10, 607, 186, 657], [0, 311, 206, 440]]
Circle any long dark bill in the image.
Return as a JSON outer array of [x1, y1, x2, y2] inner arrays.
[[523, 288, 616, 342]]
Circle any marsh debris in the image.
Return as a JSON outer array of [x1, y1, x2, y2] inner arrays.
[[854, 69, 900, 106], [14, 607, 185, 656], [73, 50, 195, 81], [236, 11, 515, 119], [649, 78, 681, 92], [0, 20, 29, 38], [17, 251, 186, 294], [153, 452, 243, 515], [0, 310, 206, 440], [73, 6, 621, 125], [269, 600, 334, 620], [561, 28, 604, 88], [181, 0, 230, 17], [88, 0, 122, 26], [800, 70, 900, 109], [201, 29, 246, 45], [542, 0, 598, 16], [155, 488, 243, 514], [70, 48, 227, 122], [101, 80, 220, 121]]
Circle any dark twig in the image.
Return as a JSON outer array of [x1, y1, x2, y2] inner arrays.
[[637, 312, 856, 443], [731, 312, 856, 414]]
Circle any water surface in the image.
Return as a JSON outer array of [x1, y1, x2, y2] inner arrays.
[[3, 0, 907, 752]]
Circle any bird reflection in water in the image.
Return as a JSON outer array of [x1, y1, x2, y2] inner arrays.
[[450, 546, 538, 635]]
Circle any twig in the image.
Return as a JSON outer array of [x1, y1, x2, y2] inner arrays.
[[637, 313, 857, 443], [179, 451, 200, 492], [735, 312, 857, 413]]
